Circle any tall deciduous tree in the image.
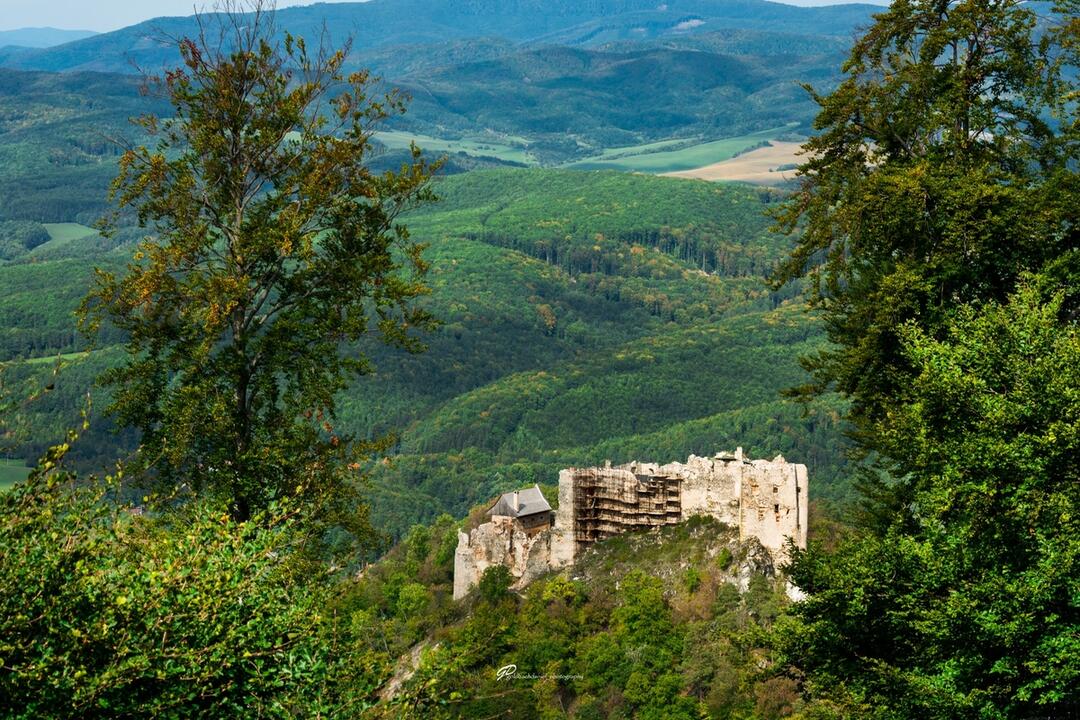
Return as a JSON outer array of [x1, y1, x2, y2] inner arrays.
[[80, 2, 438, 526]]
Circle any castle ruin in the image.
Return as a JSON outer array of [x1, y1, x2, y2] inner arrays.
[[453, 449, 808, 599]]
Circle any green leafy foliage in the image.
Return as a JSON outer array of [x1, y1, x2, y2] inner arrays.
[[78, 13, 438, 525], [0, 463, 351, 718], [771, 0, 1078, 446], [784, 285, 1080, 717], [770, 0, 1080, 716]]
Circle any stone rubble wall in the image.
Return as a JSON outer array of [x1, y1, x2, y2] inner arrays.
[[453, 450, 807, 600]]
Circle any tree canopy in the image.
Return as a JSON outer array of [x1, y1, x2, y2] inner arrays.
[[774, 1, 1080, 715], [79, 3, 438, 527], [772, 0, 1079, 446]]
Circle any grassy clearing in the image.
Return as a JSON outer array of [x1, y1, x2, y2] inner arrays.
[[30, 222, 101, 256], [17, 350, 96, 366], [565, 125, 798, 174], [374, 130, 537, 166], [0, 460, 31, 490], [42, 223, 98, 243], [589, 137, 693, 160]]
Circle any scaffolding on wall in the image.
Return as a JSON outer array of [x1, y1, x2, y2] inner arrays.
[[571, 469, 682, 551]]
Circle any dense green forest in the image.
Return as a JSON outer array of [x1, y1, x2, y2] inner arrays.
[[1, 168, 849, 538]]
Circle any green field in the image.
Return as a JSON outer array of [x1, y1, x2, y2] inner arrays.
[[588, 137, 699, 160], [372, 126, 803, 175], [0, 461, 31, 489], [374, 130, 537, 166], [19, 349, 95, 366], [33, 222, 101, 256], [42, 222, 99, 243], [565, 125, 799, 173]]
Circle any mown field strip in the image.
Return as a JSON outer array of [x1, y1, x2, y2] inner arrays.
[[374, 130, 537, 166], [664, 141, 804, 185], [0, 461, 31, 489], [563, 125, 798, 174]]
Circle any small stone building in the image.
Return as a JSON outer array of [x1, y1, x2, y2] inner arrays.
[[452, 484, 556, 600], [453, 450, 808, 599]]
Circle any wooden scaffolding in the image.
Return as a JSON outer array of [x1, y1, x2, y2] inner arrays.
[[571, 469, 682, 550]]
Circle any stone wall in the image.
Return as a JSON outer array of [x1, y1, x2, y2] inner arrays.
[[645, 449, 808, 557], [453, 450, 807, 599], [453, 516, 557, 600]]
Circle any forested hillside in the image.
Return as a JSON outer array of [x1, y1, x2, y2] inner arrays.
[[1, 168, 849, 536], [392, 42, 842, 151], [0, 0, 866, 528]]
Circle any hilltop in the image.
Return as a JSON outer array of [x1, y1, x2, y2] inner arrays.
[[0, 28, 97, 49], [338, 509, 808, 718]]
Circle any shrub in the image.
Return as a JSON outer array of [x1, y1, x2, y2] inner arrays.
[[0, 462, 350, 718]]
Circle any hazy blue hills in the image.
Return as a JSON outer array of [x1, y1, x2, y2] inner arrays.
[[0, 0, 878, 74], [393, 40, 842, 147], [0, 0, 871, 167], [0, 27, 97, 49], [596, 26, 852, 55]]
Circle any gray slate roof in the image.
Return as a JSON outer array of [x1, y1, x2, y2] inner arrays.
[[488, 484, 552, 519]]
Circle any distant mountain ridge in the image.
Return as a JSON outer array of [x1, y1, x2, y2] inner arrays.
[[0, 28, 97, 50], [0, 0, 878, 74], [392, 40, 842, 147]]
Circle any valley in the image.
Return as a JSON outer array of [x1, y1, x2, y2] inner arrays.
[[664, 140, 803, 184], [373, 129, 537, 165], [564, 125, 799, 173], [0, 0, 865, 532], [0, 168, 850, 537]]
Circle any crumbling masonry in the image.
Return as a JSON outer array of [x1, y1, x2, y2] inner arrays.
[[453, 449, 808, 599]]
